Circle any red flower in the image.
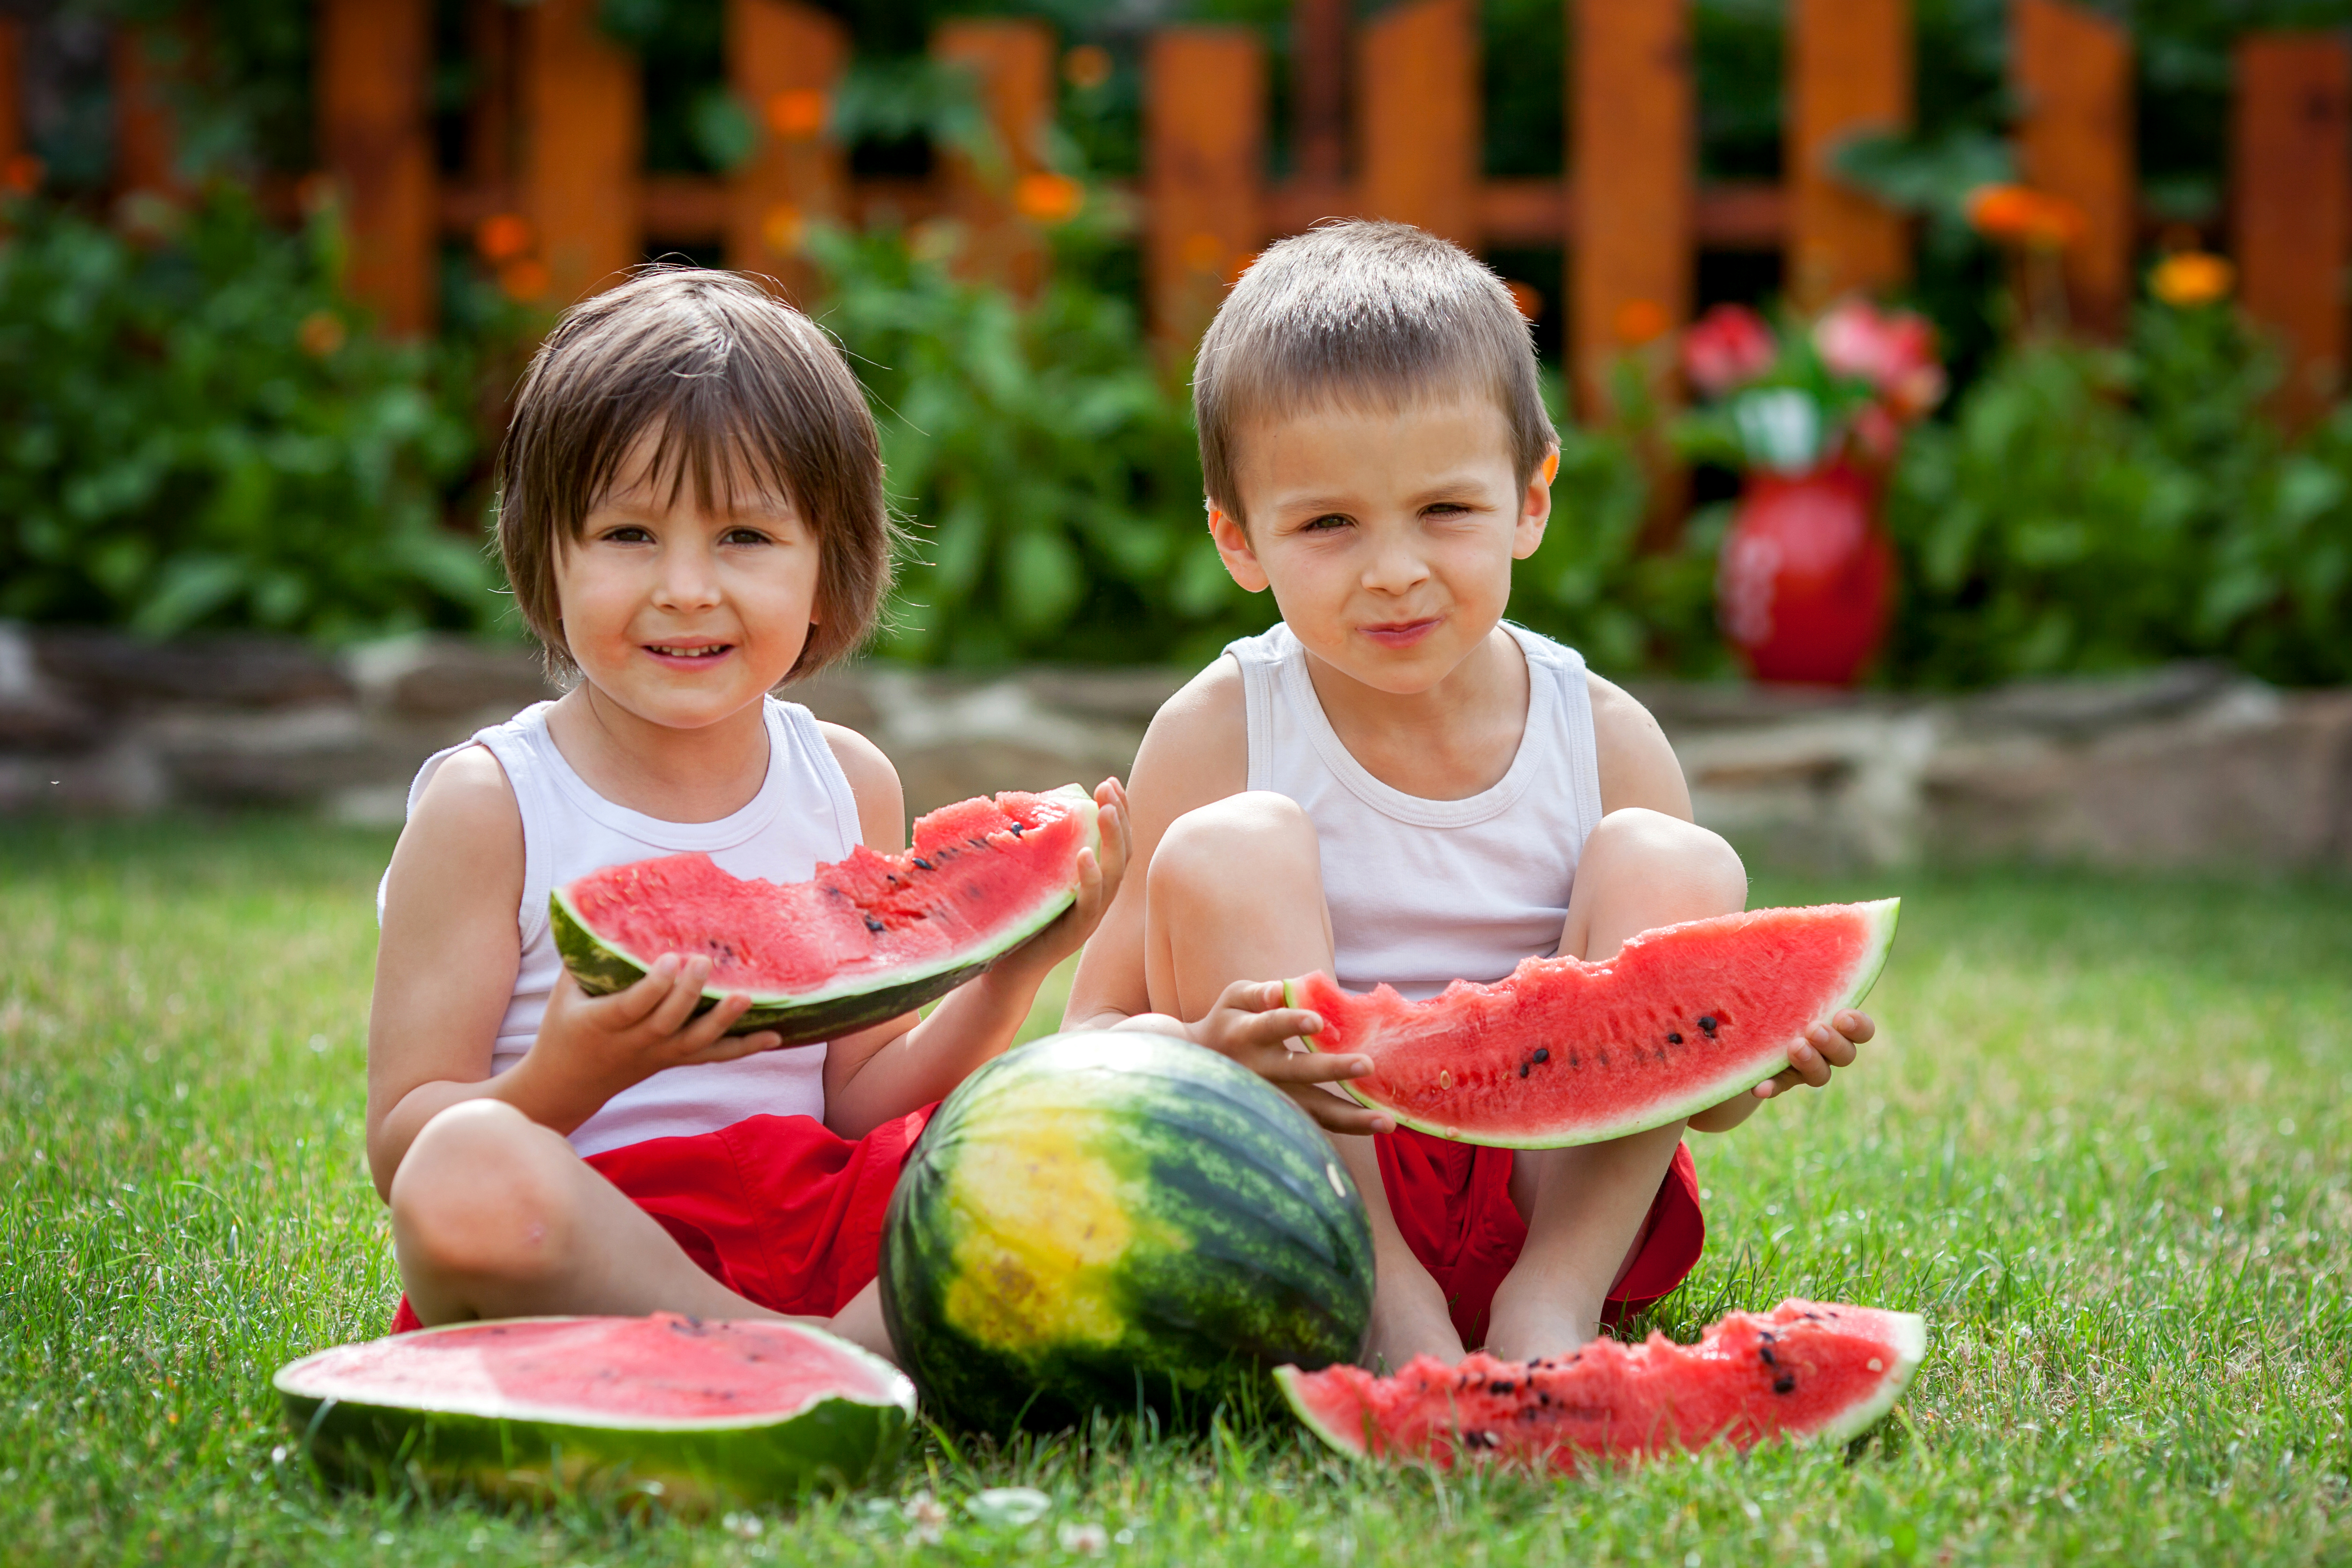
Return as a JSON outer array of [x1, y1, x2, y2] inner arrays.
[[1681, 304, 1776, 396], [1813, 299, 1945, 417]]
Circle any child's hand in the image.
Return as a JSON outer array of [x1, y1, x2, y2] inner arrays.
[[1751, 1008, 1874, 1099], [993, 780, 1132, 981], [1112, 979, 1395, 1136], [525, 958, 785, 1119]]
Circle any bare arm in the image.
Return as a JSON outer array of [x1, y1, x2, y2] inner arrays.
[[1063, 660, 1249, 1029], [818, 722, 1130, 1137]]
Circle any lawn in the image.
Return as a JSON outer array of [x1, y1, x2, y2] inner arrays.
[[2, 817, 2348, 1566]]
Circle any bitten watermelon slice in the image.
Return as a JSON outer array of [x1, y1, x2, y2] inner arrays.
[[274, 1313, 915, 1505], [1276, 1298, 1925, 1470], [552, 784, 1099, 1043], [1288, 900, 1898, 1148]]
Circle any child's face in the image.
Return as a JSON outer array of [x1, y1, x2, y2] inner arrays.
[[1210, 391, 1552, 694], [554, 436, 822, 731]]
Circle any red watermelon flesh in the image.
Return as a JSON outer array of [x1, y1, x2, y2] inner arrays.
[[1287, 899, 1898, 1148], [280, 1315, 903, 1424], [550, 785, 1098, 1042], [1275, 1298, 1926, 1470]]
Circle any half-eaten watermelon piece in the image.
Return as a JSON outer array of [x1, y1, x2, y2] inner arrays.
[[553, 784, 1100, 1043], [1287, 899, 1898, 1148], [1276, 1298, 1925, 1470], [275, 1313, 915, 1506]]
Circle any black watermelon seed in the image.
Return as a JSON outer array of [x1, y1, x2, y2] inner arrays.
[[1698, 1015, 1718, 1034], [1758, 1344, 1776, 1366], [969, 837, 988, 849], [1009, 823, 1025, 836], [1773, 1374, 1796, 1395], [911, 856, 933, 871], [1568, 1052, 1579, 1068], [1489, 1380, 1515, 1396], [1533, 1048, 1549, 1063], [1667, 1031, 1683, 1044], [1518, 1062, 1529, 1078], [862, 915, 885, 934], [1598, 1050, 1609, 1067]]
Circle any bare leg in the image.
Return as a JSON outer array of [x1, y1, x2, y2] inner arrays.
[[390, 1099, 897, 1361], [1485, 808, 1748, 1361], [1146, 792, 1465, 1369]]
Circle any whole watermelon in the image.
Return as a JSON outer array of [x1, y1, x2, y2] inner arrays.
[[879, 1030, 1374, 1433]]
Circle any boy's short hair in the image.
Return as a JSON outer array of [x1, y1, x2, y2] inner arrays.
[[1192, 220, 1555, 521], [496, 267, 894, 680]]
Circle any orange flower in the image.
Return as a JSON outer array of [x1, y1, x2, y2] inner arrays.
[[1965, 183, 2085, 250], [1613, 297, 1671, 346], [766, 89, 828, 141], [297, 309, 346, 358], [497, 258, 551, 303], [2149, 251, 2233, 308], [1064, 44, 1113, 91], [474, 211, 534, 263], [760, 203, 805, 257], [1014, 171, 1083, 224], [3, 153, 46, 195], [1505, 280, 1544, 322]]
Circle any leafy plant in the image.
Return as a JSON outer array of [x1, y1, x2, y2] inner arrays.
[[1884, 292, 2352, 687], [0, 187, 497, 638]]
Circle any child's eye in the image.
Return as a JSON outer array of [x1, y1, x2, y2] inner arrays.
[[1300, 513, 1352, 533], [601, 525, 654, 544], [1423, 502, 1472, 519], [720, 527, 773, 546]]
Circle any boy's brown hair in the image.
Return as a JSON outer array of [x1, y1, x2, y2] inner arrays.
[[1192, 220, 1555, 521], [496, 267, 894, 680]]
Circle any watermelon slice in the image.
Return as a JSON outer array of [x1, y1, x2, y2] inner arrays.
[[1287, 899, 1898, 1148], [1275, 1298, 1926, 1470], [274, 1313, 915, 1505], [552, 784, 1100, 1043]]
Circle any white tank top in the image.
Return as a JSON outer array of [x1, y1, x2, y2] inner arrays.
[[379, 697, 860, 1157], [1226, 623, 1605, 999]]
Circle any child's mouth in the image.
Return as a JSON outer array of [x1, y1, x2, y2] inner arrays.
[[644, 642, 734, 665], [1360, 618, 1440, 649]]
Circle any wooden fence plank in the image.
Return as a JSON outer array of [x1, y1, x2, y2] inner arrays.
[[318, 0, 436, 335], [2233, 33, 2350, 428], [1571, 0, 1692, 416], [1145, 27, 1264, 353], [726, 0, 849, 302], [1357, 0, 1478, 247], [0, 17, 22, 178], [465, 0, 515, 191], [113, 22, 186, 198], [933, 17, 1056, 295], [518, 0, 641, 307], [2012, 0, 2133, 337], [1292, 0, 1348, 188], [1788, 0, 1911, 308]]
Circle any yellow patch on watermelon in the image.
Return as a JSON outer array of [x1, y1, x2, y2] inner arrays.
[[939, 1111, 1178, 1354]]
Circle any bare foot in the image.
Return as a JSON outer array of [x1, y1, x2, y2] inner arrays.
[[1482, 1284, 1602, 1363], [1360, 1270, 1466, 1373]]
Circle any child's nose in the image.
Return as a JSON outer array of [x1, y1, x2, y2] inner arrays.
[[652, 543, 724, 609], [1363, 534, 1432, 593]]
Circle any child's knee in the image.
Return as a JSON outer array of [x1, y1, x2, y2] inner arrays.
[[391, 1101, 579, 1283], [1150, 791, 1319, 908], [1585, 808, 1746, 912]]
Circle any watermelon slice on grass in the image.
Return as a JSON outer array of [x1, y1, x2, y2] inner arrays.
[[1288, 899, 1900, 1148], [274, 1313, 915, 1507], [1276, 1298, 1927, 1470], [552, 784, 1100, 1044]]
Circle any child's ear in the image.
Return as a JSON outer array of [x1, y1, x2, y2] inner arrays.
[[1207, 503, 1270, 593], [1514, 445, 1558, 561]]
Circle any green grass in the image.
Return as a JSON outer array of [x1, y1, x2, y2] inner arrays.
[[3, 818, 2349, 1566]]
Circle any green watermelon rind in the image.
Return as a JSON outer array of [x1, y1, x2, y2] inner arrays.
[[549, 783, 1101, 1043], [1272, 1305, 1930, 1463], [273, 1317, 916, 1508], [880, 1031, 1376, 1435], [1286, 898, 1901, 1150]]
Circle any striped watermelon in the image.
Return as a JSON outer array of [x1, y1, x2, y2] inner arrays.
[[1289, 900, 1899, 1148], [879, 1031, 1374, 1433], [551, 785, 1098, 1043]]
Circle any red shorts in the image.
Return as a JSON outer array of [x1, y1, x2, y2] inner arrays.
[[1378, 1129, 1705, 1348], [389, 1107, 931, 1335]]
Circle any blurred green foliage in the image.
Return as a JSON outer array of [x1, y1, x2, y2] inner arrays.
[[1885, 299, 2352, 688], [0, 188, 498, 638]]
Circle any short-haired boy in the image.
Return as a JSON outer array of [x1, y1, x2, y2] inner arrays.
[[1067, 222, 1872, 1368]]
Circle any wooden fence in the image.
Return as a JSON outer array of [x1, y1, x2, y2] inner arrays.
[[2, 0, 2345, 424]]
